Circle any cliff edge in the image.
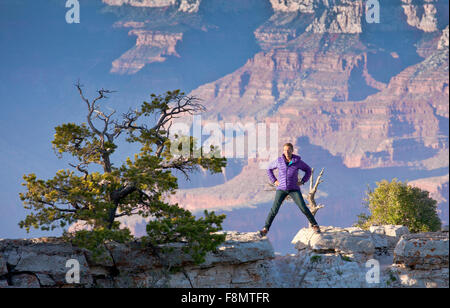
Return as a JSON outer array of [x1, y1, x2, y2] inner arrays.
[[0, 225, 448, 288]]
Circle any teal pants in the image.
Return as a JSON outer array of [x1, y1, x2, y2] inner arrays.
[[264, 189, 318, 231]]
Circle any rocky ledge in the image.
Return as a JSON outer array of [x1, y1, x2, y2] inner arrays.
[[0, 226, 448, 288]]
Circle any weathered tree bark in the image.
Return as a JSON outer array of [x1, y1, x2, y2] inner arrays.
[[76, 81, 120, 228], [306, 168, 325, 217], [305, 168, 325, 227]]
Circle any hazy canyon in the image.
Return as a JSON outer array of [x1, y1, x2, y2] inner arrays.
[[100, 0, 449, 254]]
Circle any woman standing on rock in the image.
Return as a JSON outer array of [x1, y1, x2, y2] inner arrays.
[[260, 143, 321, 236]]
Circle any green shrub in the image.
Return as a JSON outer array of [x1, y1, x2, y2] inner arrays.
[[355, 178, 441, 233], [310, 255, 322, 263], [340, 255, 352, 262]]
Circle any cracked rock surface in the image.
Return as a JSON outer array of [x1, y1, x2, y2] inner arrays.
[[0, 226, 448, 288]]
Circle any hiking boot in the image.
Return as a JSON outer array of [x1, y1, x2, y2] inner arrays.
[[259, 228, 268, 237], [312, 225, 321, 234]]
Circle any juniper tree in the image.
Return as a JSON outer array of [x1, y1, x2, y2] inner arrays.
[[19, 81, 227, 263], [355, 178, 442, 233]]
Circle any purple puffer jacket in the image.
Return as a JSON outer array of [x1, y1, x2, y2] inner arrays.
[[267, 154, 312, 191]]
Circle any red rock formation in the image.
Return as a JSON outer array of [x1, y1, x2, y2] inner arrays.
[[401, 0, 440, 32], [110, 30, 183, 75], [438, 25, 449, 50], [102, 0, 449, 225], [102, 0, 177, 8], [103, 0, 201, 12], [169, 35, 448, 214]]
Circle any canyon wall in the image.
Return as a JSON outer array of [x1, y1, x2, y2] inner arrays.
[[98, 0, 449, 248]]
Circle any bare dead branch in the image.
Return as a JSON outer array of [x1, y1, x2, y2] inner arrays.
[[75, 81, 102, 136], [158, 156, 200, 181], [91, 88, 117, 107], [306, 168, 325, 223], [311, 168, 324, 195], [75, 79, 90, 108], [69, 162, 89, 180], [75, 81, 118, 141], [113, 109, 149, 143], [152, 95, 205, 133]]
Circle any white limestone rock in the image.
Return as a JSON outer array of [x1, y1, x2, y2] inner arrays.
[[296, 251, 371, 288], [269, 250, 396, 288], [382, 225, 410, 238], [291, 226, 375, 261], [369, 225, 409, 252], [168, 259, 273, 288], [202, 231, 274, 266], [390, 266, 449, 288], [394, 232, 449, 270], [162, 231, 275, 268]]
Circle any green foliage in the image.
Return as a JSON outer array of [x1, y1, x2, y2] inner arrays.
[[19, 88, 228, 265], [19, 170, 117, 232], [65, 227, 133, 260], [355, 178, 442, 233], [144, 208, 226, 265], [386, 270, 398, 286], [310, 255, 322, 263], [340, 255, 352, 262]]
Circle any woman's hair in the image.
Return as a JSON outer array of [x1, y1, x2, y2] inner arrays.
[[283, 143, 294, 150]]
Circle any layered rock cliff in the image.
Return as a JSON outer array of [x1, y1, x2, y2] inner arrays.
[[1, 225, 448, 288], [110, 30, 183, 74], [102, 0, 201, 12], [438, 25, 449, 49], [101, 0, 266, 74], [401, 0, 445, 32], [164, 0, 449, 224], [98, 0, 449, 242]]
